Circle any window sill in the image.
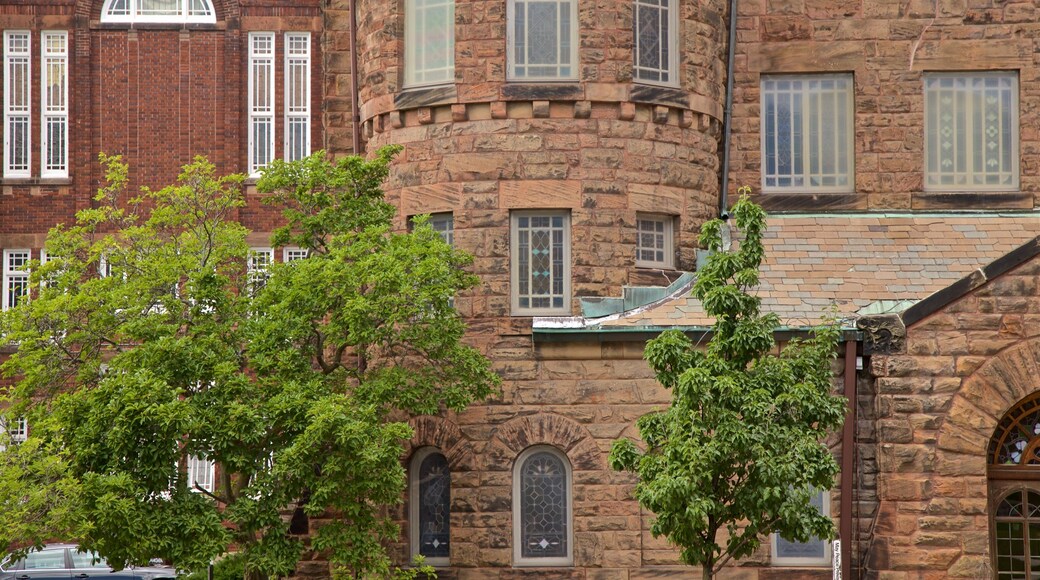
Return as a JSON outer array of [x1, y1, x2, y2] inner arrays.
[[1, 177, 72, 186], [630, 83, 688, 108], [501, 83, 583, 101], [90, 21, 226, 31], [394, 84, 457, 110], [635, 264, 677, 271]]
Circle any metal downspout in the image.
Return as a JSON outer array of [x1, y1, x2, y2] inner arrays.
[[841, 340, 858, 579], [718, 0, 738, 218]]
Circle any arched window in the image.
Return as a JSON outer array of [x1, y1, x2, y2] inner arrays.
[[101, 0, 216, 24], [992, 396, 1040, 467], [994, 490, 1040, 577], [409, 448, 450, 566], [513, 446, 572, 566]]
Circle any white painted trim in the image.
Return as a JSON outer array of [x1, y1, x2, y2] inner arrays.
[[409, 446, 451, 567], [40, 31, 68, 179], [4, 31, 31, 179], [248, 33, 276, 177], [2, 249, 31, 310], [99, 0, 217, 24], [634, 212, 676, 269], [283, 32, 311, 162], [512, 445, 573, 567]]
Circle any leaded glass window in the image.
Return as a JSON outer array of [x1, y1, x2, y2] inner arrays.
[[995, 490, 1040, 578], [249, 33, 275, 176], [405, 0, 455, 87], [4, 31, 31, 178], [507, 0, 578, 81], [511, 211, 570, 315], [924, 72, 1018, 191], [514, 447, 572, 565], [990, 396, 1040, 467], [100, 0, 216, 23], [771, 489, 831, 566], [410, 450, 450, 564], [636, 213, 674, 268], [761, 74, 854, 192], [633, 0, 677, 85]]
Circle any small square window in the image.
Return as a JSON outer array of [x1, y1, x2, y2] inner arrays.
[[635, 214, 674, 269], [761, 74, 854, 192], [924, 72, 1018, 191], [511, 210, 570, 316], [771, 489, 831, 567]]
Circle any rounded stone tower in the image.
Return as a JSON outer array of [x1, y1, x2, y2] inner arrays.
[[349, 0, 731, 574]]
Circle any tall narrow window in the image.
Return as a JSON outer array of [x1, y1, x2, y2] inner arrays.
[[761, 74, 854, 192], [924, 72, 1018, 191], [507, 0, 578, 81], [405, 0, 455, 87], [410, 448, 451, 566], [633, 0, 677, 86], [285, 33, 311, 162], [771, 489, 831, 566], [249, 33, 275, 176], [430, 213, 454, 246], [993, 490, 1040, 579], [514, 446, 572, 566], [187, 455, 216, 493], [3, 250, 30, 310], [4, 31, 31, 178], [42, 32, 68, 178], [247, 248, 273, 296], [511, 211, 570, 315]]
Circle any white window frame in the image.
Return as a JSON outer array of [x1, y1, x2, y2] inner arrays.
[[41, 31, 68, 179], [1, 417, 28, 443], [404, 0, 456, 88], [284, 32, 311, 163], [635, 213, 674, 269], [186, 454, 216, 493], [3, 249, 31, 311], [248, 33, 276, 177], [771, 489, 832, 567], [510, 210, 571, 316], [100, 0, 217, 24], [4, 31, 31, 178], [633, 0, 679, 87], [409, 446, 451, 567], [760, 73, 855, 193], [282, 247, 309, 262], [512, 445, 573, 567], [924, 71, 1019, 192], [506, 0, 579, 82], [247, 247, 274, 296]]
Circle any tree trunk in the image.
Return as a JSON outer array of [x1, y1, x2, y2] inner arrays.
[[702, 563, 713, 580]]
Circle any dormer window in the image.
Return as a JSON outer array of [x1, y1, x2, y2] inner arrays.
[[101, 0, 216, 24]]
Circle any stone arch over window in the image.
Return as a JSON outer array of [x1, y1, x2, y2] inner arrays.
[[405, 415, 474, 471], [513, 445, 573, 566], [99, 0, 217, 23], [485, 413, 600, 473]]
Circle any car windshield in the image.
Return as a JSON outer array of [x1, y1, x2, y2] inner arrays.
[[70, 551, 107, 569]]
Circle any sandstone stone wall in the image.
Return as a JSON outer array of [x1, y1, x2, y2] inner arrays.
[[864, 254, 1040, 578], [728, 0, 1040, 211], [353, 0, 730, 312]]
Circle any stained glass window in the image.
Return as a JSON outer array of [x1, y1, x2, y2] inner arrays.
[[636, 214, 673, 268], [761, 74, 854, 192], [515, 448, 571, 565], [925, 72, 1018, 191], [411, 449, 450, 565], [511, 211, 570, 315], [405, 0, 455, 87], [508, 0, 577, 80], [990, 395, 1040, 467], [995, 490, 1040, 578], [634, 0, 677, 85], [101, 0, 216, 22]]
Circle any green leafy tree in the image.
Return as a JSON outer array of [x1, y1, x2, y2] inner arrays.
[[608, 189, 847, 580], [0, 147, 499, 580]]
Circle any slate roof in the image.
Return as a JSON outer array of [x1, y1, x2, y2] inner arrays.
[[561, 213, 1040, 331]]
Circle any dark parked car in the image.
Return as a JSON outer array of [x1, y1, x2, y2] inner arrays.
[[0, 545, 175, 580]]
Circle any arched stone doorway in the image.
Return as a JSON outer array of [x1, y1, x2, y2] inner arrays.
[[989, 393, 1040, 578]]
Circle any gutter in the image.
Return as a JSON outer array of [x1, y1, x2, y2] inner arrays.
[[718, 0, 738, 217], [840, 340, 858, 580], [348, 0, 362, 154]]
